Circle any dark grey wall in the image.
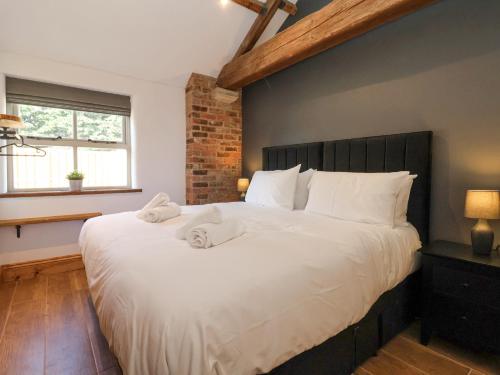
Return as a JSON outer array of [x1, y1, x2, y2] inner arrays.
[[242, 0, 500, 244]]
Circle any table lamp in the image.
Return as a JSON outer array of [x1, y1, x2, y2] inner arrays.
[[237, 178, 249, 200], [464, 190, 500, 256]]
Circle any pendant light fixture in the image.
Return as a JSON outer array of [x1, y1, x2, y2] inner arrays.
[[0, 114, 46, 157]]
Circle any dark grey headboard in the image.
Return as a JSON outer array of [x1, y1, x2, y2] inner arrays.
[[262, 142, 324, 172], [262, 131, 432, 244]]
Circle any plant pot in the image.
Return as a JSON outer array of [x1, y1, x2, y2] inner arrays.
[[69, 179, 83, 191]]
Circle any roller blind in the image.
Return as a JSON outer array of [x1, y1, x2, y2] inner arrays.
[[6, 77, 131, 116]]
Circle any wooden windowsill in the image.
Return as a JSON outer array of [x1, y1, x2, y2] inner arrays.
[[0, 188, 142, 199]]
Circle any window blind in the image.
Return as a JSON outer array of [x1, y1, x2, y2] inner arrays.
[[6, 77, 131, 116]]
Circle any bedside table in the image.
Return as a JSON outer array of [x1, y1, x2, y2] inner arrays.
[[421, 240, 500, 353]]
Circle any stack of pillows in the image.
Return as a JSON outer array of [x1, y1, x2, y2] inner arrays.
[[245, 165, 416, 227]]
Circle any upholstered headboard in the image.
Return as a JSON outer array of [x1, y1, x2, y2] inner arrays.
[[262, 142, 324, 172], [262, 131, 432, 244]]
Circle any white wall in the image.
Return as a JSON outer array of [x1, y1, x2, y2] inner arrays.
[[0, 52, 186, 265]]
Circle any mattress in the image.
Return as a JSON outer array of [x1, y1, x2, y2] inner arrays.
[[79, 202, 421, 375]]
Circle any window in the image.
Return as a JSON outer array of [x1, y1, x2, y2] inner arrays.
[[7, 103, 130, 191]]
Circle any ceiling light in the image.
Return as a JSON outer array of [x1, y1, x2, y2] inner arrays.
[[0, 114, 46, 157], [220, 0, 229, 7]]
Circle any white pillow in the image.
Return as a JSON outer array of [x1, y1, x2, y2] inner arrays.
[[305, 171, 410, 226], [294, 169, 316, 210], [245, 165, 301, 210], [395, 174, 417, 226]]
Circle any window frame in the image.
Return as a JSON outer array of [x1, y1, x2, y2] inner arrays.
[[6, 103, 132, 192]]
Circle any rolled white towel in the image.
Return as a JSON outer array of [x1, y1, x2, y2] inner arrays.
[[137, 203, 181, 223], [175, 206, 222, 240], [142, 192, 170, 211], [186, 219, 245, 249]]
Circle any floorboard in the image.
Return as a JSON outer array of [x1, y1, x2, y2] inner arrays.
[[79, 290, 120, 373], [0, 275, 46, 374], [14, 275, 47, 304], [45, 271, 97, 375], [403, 321, 500, 375], [383, 336, 470, 375], [0, 269, 498, 375], [0, 281, 15, 335], [363, 351, 426, 375], [354, 367, 373, 375]]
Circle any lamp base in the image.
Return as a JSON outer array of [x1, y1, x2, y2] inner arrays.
[[240, 192, 246, 201], [471, 219, 494, 256]]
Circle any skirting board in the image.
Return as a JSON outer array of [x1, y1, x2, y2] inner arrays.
[[1, 254, 84, 283]]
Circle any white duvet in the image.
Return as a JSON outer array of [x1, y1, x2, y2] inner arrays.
[[80, 202, 421, 375]]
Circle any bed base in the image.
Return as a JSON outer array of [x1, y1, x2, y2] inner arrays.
[[262, 132, 431, 374], [267, 270, 421, 375]]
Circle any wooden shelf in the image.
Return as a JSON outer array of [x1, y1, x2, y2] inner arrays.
[[0, 188, 142, 199], [0, 212, 102, 238]]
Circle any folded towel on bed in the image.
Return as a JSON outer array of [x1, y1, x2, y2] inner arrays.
[[142, 192, 170, 211], [186, 219, 245, 249], [137, 203, 181, 223], [175, 206, 222, 240]]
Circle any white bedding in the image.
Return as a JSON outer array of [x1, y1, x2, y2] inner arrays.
[[79, 202, 421, 375]]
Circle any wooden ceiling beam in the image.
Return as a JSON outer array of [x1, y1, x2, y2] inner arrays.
[[232, 0, 283, 59], [279, 1, 297, 16], [217, 0, 438, 89], [231, 0, 297, 16], [231, 0, 263, 13]]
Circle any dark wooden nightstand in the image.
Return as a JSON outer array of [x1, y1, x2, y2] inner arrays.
[[421, 240, 500, 353]]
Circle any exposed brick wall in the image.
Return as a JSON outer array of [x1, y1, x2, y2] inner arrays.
[[185, 73, 242, 205]]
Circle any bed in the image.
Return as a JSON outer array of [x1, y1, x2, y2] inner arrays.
[[80, 131, 432, 375]]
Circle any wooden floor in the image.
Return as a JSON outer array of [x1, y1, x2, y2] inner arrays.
[[0, 271, 499, 375], [0, 270, 121, 375]]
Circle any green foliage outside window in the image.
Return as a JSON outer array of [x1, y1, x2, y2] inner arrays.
[[19, 105, 73, 138], [77, 111, 123, 142], [17, 104, 124, 142]]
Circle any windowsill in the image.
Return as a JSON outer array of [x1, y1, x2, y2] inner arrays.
[[0, 188, 143, 199]]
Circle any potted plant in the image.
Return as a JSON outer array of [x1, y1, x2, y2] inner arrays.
[[67, 170, 84, 191]]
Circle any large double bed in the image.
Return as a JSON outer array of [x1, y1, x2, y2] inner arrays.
[[80, 131, 432, 375]]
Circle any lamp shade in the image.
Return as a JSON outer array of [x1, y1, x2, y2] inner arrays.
[[465, 190, 500, 220], [0, 114, 26, 129], [237, 178, 249, 193]]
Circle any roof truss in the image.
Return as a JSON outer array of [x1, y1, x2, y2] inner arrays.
[[231, 0, 297, 16], [218, 0, 438, 89]]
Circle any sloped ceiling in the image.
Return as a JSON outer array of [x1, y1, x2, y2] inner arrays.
[[0, 0, 296, 87]]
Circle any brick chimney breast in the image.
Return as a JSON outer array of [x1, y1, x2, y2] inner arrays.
[[185, 73, 242, 205]]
